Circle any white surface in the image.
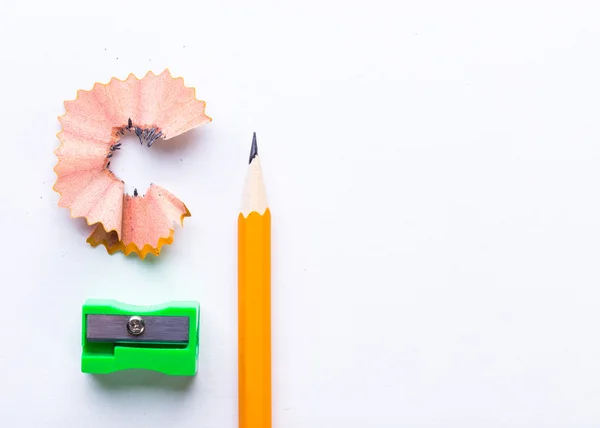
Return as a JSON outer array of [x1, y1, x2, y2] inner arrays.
[[1, 0, 600, 426]]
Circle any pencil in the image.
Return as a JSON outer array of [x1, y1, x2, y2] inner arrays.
[[238, 132, 271, 428]]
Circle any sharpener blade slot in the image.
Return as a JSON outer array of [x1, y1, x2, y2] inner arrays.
[[86, 315, 189, 344]]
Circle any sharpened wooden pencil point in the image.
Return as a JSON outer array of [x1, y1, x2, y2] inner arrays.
[[241, 135, 268, 217]]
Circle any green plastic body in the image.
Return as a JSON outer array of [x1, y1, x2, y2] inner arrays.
[[82, 299, 200, 376]]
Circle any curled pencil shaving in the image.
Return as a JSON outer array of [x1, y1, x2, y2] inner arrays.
[[53, 69, 211, 258], [86, 184, 189, 258]]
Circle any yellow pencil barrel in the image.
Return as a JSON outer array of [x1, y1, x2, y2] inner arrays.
[[238, 209, 271, 428]]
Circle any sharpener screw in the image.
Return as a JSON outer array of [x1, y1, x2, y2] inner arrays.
[[127, 316, 145, 336]]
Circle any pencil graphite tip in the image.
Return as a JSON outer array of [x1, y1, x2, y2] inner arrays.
[[249, 132, 258, 164]]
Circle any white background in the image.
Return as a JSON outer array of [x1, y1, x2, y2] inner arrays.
[[1, 0, 600, 426]]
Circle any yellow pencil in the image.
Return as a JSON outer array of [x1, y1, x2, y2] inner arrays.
[[238, 133, 271, 428]]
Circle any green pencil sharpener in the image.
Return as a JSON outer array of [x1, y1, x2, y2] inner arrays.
[[82, 299, 200, 376]]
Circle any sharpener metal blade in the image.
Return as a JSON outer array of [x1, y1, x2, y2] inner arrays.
[[86, 315, 189, 343]]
